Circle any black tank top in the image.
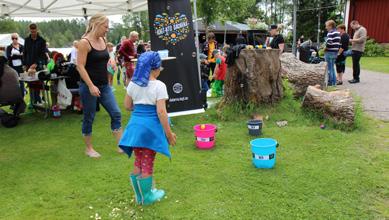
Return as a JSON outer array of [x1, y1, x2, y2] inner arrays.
[[82, 38, 109, 86]]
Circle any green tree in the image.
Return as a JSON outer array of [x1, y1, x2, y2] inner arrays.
[[0, 19, 17, 33], [197, 0, 265, 33], [197, 0, 219, 31], [108, 12, 150, 44], [296, 0, 344, 43]]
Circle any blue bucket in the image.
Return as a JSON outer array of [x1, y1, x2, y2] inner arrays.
[[251, 138, 277, 169]]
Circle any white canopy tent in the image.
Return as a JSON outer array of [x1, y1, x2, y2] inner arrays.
[[0, 0, 147, 18], [0, 0, 204, 116]]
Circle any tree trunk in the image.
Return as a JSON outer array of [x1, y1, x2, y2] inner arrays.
[[220, 49, 283, 106], [302, 86, 355, 125], [280, 53, 327, 97]]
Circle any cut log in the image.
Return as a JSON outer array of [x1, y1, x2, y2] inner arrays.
[[302, 86, 355, 125], [221, 49, 283, 106], [280, 53, 327, 97]]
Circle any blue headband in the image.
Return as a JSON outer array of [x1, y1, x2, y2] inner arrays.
[[131, 51, 162, 87]]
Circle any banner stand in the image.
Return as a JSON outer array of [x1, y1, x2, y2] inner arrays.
[[168, 109, 204, 117], [148, 0, 205, 117]]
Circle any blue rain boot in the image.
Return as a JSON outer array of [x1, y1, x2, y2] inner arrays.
[[137, 176, 165, 205], [130, 174, 142, 205]]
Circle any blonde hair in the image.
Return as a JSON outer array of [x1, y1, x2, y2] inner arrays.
[[277, 24, 284, 32], [107, 42, 114, 48], [129, 31, 139, 38], [84, 13, 108, 36], [11, 33, 19, 38], [326, 20, 336, 29]]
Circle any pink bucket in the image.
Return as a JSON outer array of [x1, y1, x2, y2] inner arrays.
[[193, 124, 217, 149]]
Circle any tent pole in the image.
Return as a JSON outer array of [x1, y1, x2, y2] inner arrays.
[[83, 7, 88, 24], [193, 0, 202, 88], [224, 22, 227, 45]]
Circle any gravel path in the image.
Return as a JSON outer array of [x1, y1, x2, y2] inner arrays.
[[340, 68, 389, 121]]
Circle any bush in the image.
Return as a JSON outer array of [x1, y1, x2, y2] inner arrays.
[[363, 39, 385, 57], [384, 45, 389, 57]]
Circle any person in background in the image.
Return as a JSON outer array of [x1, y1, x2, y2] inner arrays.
[[45, 42, 51, 61], [199, 53, 210, 109], [297, 35, 304, 48], [324, 20, 341, 86], [76, 14, 122, 158], [119, 51, 176, 206], [212, 50, 227, 97], [202, 32, 218, 80], [70, 40, 78, 64], [115, 36, 127, 86], [119, 31, 139, 86], [107, 42, 117, 91], [23, 23, 48, 105], [145, 42, 151, 52], [116, 36, 127, 52], [46, 51, 57, 73], [137, 41, 146, 55], [335, 24, 350, 85], [268, 24, 285, 55], [348, 20, 367, 84], [6, 33, 25, 97], [0, 51, 26, 116]]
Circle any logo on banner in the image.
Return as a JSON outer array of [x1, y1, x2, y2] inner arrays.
[[173, 83, 183, 94], [153, 13, 190, 45]]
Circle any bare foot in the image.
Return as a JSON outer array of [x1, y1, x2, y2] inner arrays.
[[117, 147, 124, 154]]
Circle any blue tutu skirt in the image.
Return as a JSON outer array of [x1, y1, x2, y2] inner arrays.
[[119, 104, 170, 158]]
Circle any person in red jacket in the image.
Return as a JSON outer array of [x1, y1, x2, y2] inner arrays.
[[212, 50, 227, 97], [119, 31, 139, 86]]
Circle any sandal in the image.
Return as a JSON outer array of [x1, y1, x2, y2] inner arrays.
[[85, 150, 101, 158]]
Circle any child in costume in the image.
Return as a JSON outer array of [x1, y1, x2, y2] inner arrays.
[[212, 50, 227, 97], [119, 51, 176, 206], [107, 43, 117, 90], [199, 53, 210, 109]]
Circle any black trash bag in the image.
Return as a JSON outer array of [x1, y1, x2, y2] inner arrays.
[[0, 109, 20, 128]]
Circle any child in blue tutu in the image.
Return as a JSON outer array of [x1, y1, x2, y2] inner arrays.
[[119, 51, 176, 205]]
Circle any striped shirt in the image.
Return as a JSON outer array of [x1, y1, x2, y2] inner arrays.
[[326, 29, 341, 52]]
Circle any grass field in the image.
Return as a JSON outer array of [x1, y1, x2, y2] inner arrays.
[[346, 56, 389, 74], [1, 83, 389, 219]]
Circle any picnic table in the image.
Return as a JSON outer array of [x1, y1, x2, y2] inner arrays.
[[19, 71, 69, 118]]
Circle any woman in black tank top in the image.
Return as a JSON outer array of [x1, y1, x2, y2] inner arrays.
[[77, 14, 122, 158], [82, 38, 109, 86]]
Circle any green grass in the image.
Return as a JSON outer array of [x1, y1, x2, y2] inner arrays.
[[346, 56, 389, 74], [1, 82, 389, 219]]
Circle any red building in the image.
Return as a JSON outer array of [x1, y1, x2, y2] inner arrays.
[[345, 0, 389, 43]]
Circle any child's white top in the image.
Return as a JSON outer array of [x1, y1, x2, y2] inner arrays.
[[127, 80, 169, 105]]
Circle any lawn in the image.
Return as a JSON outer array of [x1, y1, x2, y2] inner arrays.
[[1, 83, 389, 219], [346, 56, 389, 74]]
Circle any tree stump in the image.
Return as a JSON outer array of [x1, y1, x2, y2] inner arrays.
[[280, 53, 327, 97], [221, 49, 283, 106], [302, 86, 355, 125]]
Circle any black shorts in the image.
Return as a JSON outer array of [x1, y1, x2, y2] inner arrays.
[[336, 55, 346, 73]]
